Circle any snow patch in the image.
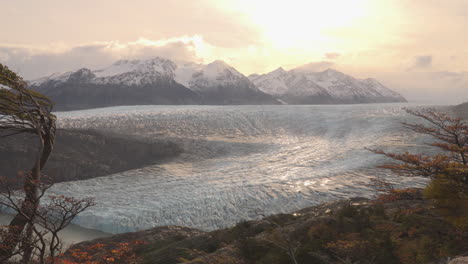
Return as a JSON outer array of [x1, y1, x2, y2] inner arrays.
[[29, 57, 250, 91], [250, 65, 405, 101]]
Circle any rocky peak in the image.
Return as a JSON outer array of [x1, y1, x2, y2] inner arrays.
[[68, 68, 95, 83], [270, 67, 287, 76]]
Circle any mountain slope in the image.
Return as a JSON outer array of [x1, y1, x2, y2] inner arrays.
[[249, 66, 407, 104], [30, 58, 201, 110], [453, 101, 468, 119], [30, 58, 278, 110], [65, 192, 468, 264], [0, 129, 181, 185], [174, 60, 279, 104]]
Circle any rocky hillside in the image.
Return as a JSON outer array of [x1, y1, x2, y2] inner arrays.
[[453, 102, 468, 119], [64, 189, 468, 264], [249, 66, 407, 104], [0, 129, 181, 185], [29, 58, 279, 110]]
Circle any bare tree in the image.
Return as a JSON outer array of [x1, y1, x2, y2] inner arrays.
[[369, 108, 468, 180], [0, 171, 96, 263], [35, 194, 95, 261], [268, 228, 300, 264], [258, 215, 301, 264]]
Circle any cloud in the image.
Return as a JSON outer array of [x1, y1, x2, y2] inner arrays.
[[412, 55, 433, 69], [368, 70, 468, 104], [324, 52, 341, 60], [294, 61, 335, 72], [1, 0, 262, 50], [0, 37, 206, 80]]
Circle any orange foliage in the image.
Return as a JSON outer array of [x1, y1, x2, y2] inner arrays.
[[374, 188, 422, 203], [369, 108, 468, 179], [55, 240, 146, 264], [325, 238, 370, 259]]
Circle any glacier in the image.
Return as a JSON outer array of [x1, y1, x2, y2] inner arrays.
[[50, 104, 433, 234]]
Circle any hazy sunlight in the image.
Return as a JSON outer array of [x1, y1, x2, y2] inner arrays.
[[232, 0, 370, 48]]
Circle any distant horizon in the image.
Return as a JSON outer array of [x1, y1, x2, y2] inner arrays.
[[17, 56, 465, 105]]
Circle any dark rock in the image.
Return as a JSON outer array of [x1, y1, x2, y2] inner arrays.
[[453, 102, 468, 119], [0, 129, 181, 185]]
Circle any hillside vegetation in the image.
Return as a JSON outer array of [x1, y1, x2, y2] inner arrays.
[[453, 102, 468, 119], [63, 190, 468, 264]]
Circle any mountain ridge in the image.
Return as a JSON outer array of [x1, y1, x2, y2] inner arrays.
[[28, 58, 406, 110], [249, 65, 407, 104], [30, 57, 279, 110], [453, 101, 468, 119]]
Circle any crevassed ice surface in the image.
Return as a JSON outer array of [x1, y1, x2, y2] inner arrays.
[[52, 104, 432, 234]]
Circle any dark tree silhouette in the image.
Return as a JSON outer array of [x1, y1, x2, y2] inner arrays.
[[0, 64, 95, 263], [0, 63, 56, 261]]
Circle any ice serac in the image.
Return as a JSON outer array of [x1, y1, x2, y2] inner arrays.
[[249, 66, 407, 104], [29, 58, 279, 110]]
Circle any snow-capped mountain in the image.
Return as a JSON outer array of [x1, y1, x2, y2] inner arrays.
[[30, 58, 278, 110], [249, 66, 407, 104], [174, 60, 278, 104], [31, 58, 179, 87], [30, 58, 198, 110], [174, 60, 244, 89]]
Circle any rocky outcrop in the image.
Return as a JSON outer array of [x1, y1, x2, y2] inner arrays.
[[449, 257, 468, 264]]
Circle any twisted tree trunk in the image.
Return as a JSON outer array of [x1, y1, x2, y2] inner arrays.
[[0, 132, 53, 262], [0, 63, 57, 262]]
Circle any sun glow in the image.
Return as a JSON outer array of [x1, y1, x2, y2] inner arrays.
[[226, 0, 371, 49]]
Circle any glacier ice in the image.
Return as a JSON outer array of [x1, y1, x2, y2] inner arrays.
[[51, 104, 433, 234]]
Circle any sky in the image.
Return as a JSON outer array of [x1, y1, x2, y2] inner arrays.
[[1, 0, 468, 104]]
